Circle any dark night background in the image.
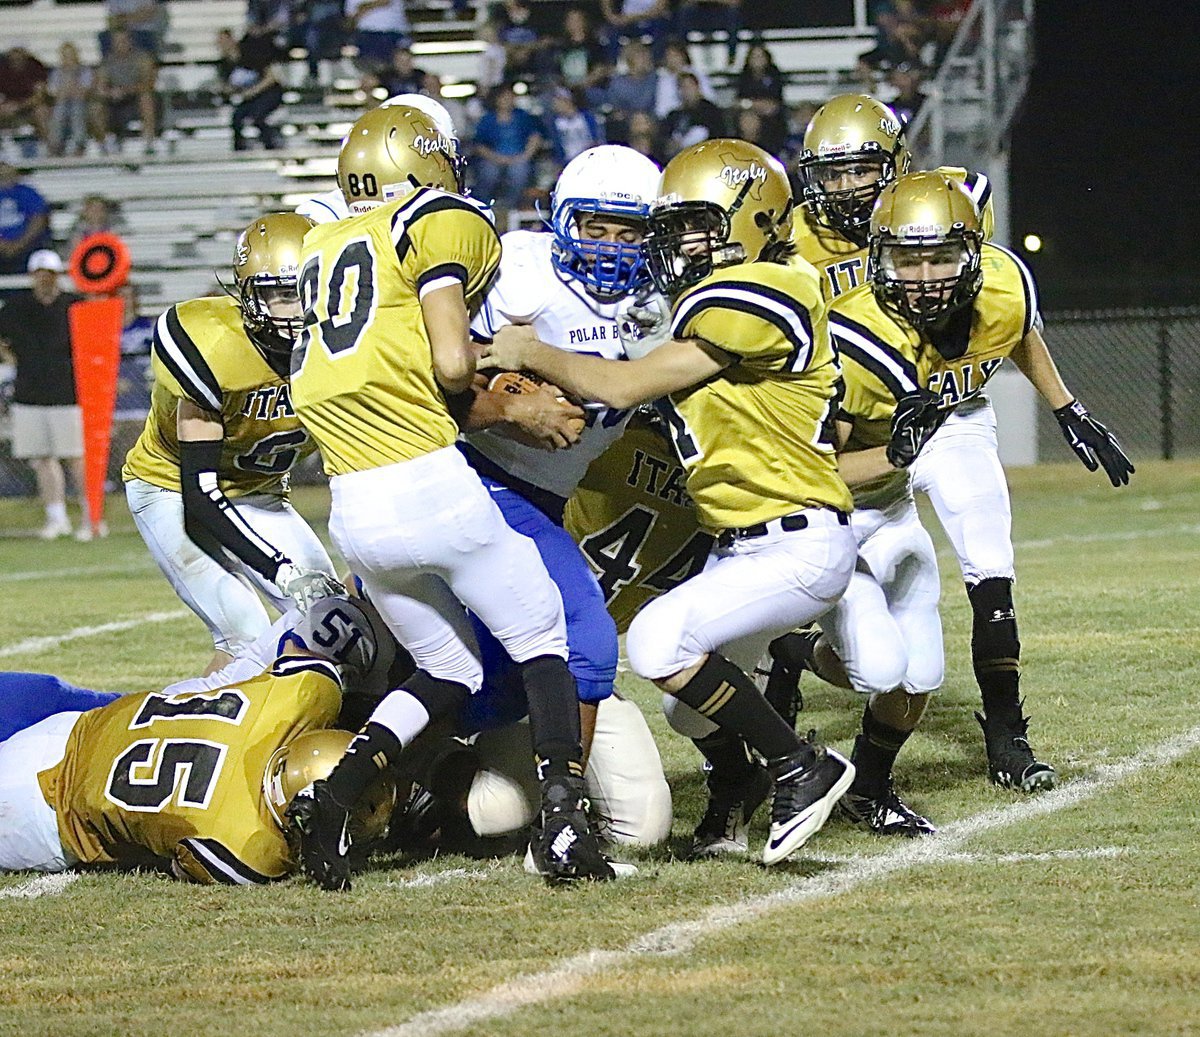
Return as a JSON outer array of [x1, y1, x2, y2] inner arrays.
[[1009, 3, 1198, 311]]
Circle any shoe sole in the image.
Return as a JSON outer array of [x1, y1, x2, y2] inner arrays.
[[689, 836, 751, 859], [762, 754, 856, 866]]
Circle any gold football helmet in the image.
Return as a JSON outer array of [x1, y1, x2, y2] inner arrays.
[[869, 171, 984, 329], [797, 93, 910, 245], [337, 105, 461, 215], [264, 729, 397, 851], [644, 138, 793, 297], [233, 211, 314, 367]]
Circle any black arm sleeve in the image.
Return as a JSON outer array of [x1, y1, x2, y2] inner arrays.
[[179, 438, 289, 582]]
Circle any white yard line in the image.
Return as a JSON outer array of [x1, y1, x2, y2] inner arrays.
[[381, 868, 499, 890], [0, 872, 78, 899], [1012, 523, 1200, 550], [805, 846, 1126, 866], [0, 610, 190, 659], [364, 724, 1200, 1037], [0, 560, 153, 584]]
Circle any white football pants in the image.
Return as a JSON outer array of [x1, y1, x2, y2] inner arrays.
[[908, 399, 1015, 585], [0, 711, 79, 873], [466, 694, 673, 846], [328, 446, 568, 693], [126, 479, 334, 655]]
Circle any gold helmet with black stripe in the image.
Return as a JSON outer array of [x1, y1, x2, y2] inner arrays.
[[797, 93, 910, 245], [233, 211, 315, 367], [644, 138, 794, 297], [337, 105, 461, 215]]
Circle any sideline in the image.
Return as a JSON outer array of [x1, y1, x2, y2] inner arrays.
[[362, 724, 1200, 1037]]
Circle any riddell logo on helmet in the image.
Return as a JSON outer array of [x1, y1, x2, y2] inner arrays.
[[898, 222, 945, 237], [718, 162, 768, 189]]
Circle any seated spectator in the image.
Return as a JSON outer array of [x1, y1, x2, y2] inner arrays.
[[364, 45, 427, 97], [661, 71, 725, 153], [212, 28, 240, 88], [346, 0, 411, 75], [470, 82, 544, 220], [733, 106, 784, 156], [67, 194, 127, 254], [292, 1, 347, 85], [556, 7, 610, 93], [476, 20, 508, 94], [100, 0, 168, 59], [598, 0, 672, 61], [862, 0, 928, 70], [496, 0, 551, 80], [674, 0, 743, 65], [601, 40, 657, 124], [543, 86, 603, 166], [615, 109, 665, 166], [654, 37, 713, 119], [227, 20, 286, 151], [886, 61, 926, 123], [46, 43, 94, 158], [736, 42, 784, 105], [0, 45, 51, 157], [94, 29, 158, 154], [0, 161, 50, 276]]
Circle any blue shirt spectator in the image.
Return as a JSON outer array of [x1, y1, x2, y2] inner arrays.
[[0, 162, 50, 276], [602, 40, 657, 119], [544, 87, 603, 165], [471, 83, 544, 213]]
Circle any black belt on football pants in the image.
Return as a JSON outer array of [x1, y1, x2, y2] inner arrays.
[[715, 508, 850, 549]]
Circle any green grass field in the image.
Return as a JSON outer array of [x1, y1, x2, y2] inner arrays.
[[2, 461, 1199, 1037]]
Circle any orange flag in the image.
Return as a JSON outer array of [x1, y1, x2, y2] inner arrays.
[[68, 296, 124, 534]]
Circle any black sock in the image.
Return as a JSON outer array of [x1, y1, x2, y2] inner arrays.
[[968, 577, 1023, 726], [672, 654, 806, 763], [850, 706, 912, 799], [693, 730, 758, 789], [324, 721, 403, 808], [520, 655, 584, 783]]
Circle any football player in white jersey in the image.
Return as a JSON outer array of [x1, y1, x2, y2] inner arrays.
[[294, 93, 461, 225], [464, 145, 663, 770]]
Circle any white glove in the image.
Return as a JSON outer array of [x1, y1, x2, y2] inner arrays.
[[275, 563, 346, 613], [617, 288, 673, 359]]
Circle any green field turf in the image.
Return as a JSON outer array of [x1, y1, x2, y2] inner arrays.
[[2, 460, 1198, 1037]]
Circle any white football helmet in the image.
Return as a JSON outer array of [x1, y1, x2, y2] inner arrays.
[[549, 145, 661, 301], [380, 92, 457, 138]]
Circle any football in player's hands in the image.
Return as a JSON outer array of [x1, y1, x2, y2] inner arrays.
[[486, 371, 547, 396], [484, 371, 586, 446]]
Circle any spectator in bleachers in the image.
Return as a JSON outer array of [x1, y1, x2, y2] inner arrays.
[[601, 40, 657, 123], [495, 0, 551, 80], [227, 19, 286, 151], [886, 60, 926, 123], [733, 106, 784, 156], [555, 7, 610, 94], [293, 2, 348, 86], [94, 30, 158, 155], [346, 0, 412, 74], [247, 0, 296, 37], [46, 43, 94, 158], [475, 20, 508, 93], [100, 0, 168, 59], [67, 194, 127, 254], [735, 42, 787, 155], [862, 1, 927, 71], [673, 0, 743, 64], [470, 82, 544, 220], [0, 46, 51, 158], [598, 0, 672, 61], [0, 161, 50, 277], [615, 109, 665, 166], [364, 45, 427, 97], [660, 70, 724, 153], [213, 28, 241, 86], [543, 86, 603, 166], [654, 38, 713, 119]]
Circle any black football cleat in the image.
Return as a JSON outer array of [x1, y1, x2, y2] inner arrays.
[[690, 765, 771, 858], [763, 734, 855, 865], [840, 780, 937, 837], [286, 779, 354, 891], [975, 708, 1057, 792], [527, 777, 616, 884]]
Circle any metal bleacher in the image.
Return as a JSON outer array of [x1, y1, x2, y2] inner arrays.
[[3, 0, 887, 310]]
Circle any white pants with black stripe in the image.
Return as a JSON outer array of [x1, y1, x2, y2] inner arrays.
[[820, 498, 944, 696], [328, 446, 568, 692], [125, 479, 335, 656], [0, 712, 79, 873], [908, 398, 1014, 585]]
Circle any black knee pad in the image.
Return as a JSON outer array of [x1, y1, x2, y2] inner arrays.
[[967, 577, 1020, 667], [403, 670, 470, 723]]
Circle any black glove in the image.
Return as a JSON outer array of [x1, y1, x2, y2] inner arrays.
[[887, 388, 949, 469], [1053, 399, 1134, 487]]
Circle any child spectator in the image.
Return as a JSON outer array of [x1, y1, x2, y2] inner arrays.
[[46, 43, 94, 158], [67, 194, 127, 254]]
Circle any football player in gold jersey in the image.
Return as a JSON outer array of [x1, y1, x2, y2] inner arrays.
[[824, 171, 1132, 791], [123, 212, 340, 675], [0, 598, 394, 883], [792, 92, 995, 301], [482, 139, 859, 866], [287, 105, 616, 889]]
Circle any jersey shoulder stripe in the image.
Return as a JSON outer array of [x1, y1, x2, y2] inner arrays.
[[179, 836, 275, 885], [269, 655, 342, 686], [673, 279, 813, 367], [390, 190, 498, 263], [960, 170, 992, 213], [986, 242, 1039, 335], [154, 306, 223, 411], [831, 313, 919, 401]]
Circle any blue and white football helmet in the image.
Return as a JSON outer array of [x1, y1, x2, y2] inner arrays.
[[549, 145, 661, 301]]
